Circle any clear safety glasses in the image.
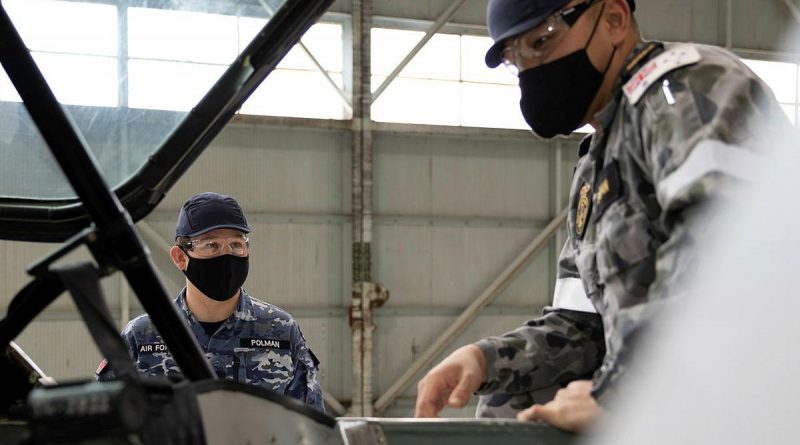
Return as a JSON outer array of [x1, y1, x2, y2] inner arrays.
[[182, 234, 250, 258], [501, 0, 600, 75]]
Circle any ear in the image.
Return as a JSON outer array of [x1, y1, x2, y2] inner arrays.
[[170, 245, 189, 271], [603, 0, 633, 47]]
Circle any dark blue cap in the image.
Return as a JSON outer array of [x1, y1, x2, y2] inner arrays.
[[485, 0, 636, 68], [175, 192, 250, 238]]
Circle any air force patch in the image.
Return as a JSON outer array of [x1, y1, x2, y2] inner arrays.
[[138, 343, 169, 354]]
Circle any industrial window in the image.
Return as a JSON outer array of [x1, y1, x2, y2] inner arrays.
[[0, 0, 346, 119], [0, 0, 118, 106], [370, 29, 528, 129], [1, 2, 797, 130], [239, 21, 346, 119], [127, 9, 345, 117]]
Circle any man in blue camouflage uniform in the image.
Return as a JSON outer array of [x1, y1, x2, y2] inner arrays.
[[415, 0, 794, 430], [97, 192, 324, 412]]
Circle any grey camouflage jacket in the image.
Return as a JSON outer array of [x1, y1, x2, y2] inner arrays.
[[475, 40, 793, 408], [97, 288, 324, 412]]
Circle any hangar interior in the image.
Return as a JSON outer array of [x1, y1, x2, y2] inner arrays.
[[0, 0, 798, 419]]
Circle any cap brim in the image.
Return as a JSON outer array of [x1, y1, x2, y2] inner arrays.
[[181, 224, 251, 238], [484, 6, 563, 68]]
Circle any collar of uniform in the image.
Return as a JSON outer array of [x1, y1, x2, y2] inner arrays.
[[578, 134, 593, 157], [174, 287, 252, 326], [175, 287, 192, 320], [590, 40, 663, 133], [232, 288, 253, 322]]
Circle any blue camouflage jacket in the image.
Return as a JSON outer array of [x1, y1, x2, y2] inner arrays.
[[97, 288, 324, 412]]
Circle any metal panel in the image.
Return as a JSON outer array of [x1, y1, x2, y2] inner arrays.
[[163, 124, 347, 214], [15, 320, 102, 380], [375, 133, 552, 220], [293, 316, 352, 401], [329, 0, 488, 26], [374, 224, 552, 307], [732, 0, 800, 54], [372, 313, 542, 402], [240, 221, 345, 309], [636, 0, 726, 46], [0, 240, 122, 314]]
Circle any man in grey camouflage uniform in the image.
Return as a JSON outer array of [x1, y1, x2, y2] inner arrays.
[[415, 0, 793, 430], [97, 192, 324, 412]]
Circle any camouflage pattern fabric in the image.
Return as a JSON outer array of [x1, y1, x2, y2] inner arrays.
[[474, 40, 794, 416], [97, 288, 324, 412]]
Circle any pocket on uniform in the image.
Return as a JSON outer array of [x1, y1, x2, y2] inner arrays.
[[236, 347, 293, 392], [595, 207, 655, 283]]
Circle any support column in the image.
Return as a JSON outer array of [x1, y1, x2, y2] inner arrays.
[[349, 0, 374, 417]]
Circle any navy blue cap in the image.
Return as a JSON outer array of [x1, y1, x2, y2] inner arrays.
[[485, 0, 636, 68], [175, 192, 250, 238]]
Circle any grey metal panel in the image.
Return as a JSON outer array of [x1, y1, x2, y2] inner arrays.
[[636, 0, 797, 53], [382, 397, 479, 418], [371, 313, 540, 401], [374, 133, 552, 220], [293, 316, 351, 401], [162, 124, 347, 215], [636, 0, 727, 46], [0, 240, 122, 314], [731, 0, 800, 54], [15, 320, 102, 380], [329, 0, 489, 26], [243, 221, 344, 309], [374, 224, 551, 307]]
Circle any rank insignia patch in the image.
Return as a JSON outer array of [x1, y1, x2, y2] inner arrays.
[[594, 161, 624, 219], [576, 182, 592, 238]]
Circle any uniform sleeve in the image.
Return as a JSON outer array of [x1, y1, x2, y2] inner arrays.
[[286, 323, 325, 413], [640, 56, 791, 301], [592, 55, 795, 398], [96, 321, 139, 381], [475, 241, 605, 395]]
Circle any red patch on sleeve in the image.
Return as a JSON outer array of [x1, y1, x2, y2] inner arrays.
[[96, 358, 108, 375]]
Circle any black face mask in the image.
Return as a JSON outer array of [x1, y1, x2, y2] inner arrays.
[[518, 7, 616, 138], [183, 254, 249, 302]]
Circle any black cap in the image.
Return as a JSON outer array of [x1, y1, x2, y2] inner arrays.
[[485, 0, 636, 68], [175, 192, 250, 238]]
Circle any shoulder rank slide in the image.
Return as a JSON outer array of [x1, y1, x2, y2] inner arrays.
[[623, 44, 701, 105]]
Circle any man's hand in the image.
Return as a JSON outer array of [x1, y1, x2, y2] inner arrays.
[[414, 344, 487, 417], [516, 380, 602, 432]]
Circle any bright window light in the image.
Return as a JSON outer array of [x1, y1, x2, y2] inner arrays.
[[460, 35, 516, 85], [241, 69, 346, 119], [743, 59, 797, 104], [4, 0, 117, 56], [128, 8, 238, 65], [239, 22, 345, 119], [239, 20, 344, 73], [238, 16, 269, 55], [371, 76, 461, 126], [460, 82, 527, 129], [371, 28, 521, 129], [128, 60, 226, 111], [780, 104, 797, 126], [0, 69, 22, 103], [371, 28, 460, 80], [371, 28, 424, 77], [33, 53, 118, 107]]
